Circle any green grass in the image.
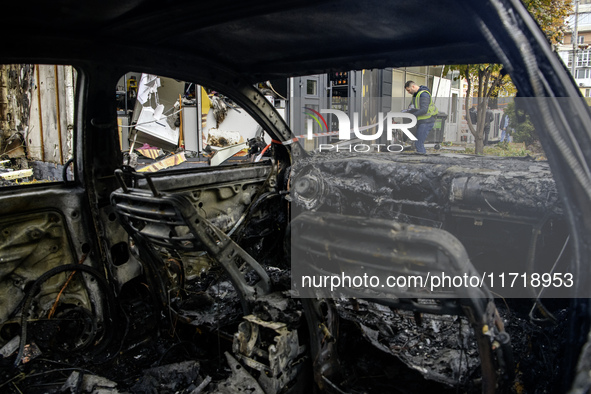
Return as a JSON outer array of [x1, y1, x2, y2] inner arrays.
[[436, 141, 545, 160], [465, 141, 543, 158]]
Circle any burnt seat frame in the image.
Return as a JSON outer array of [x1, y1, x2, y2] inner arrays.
[[292, 212, 514, 393], [111, 169, 271, 314]]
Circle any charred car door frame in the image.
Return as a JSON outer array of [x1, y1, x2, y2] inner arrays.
[[0, 64, 118, 361]]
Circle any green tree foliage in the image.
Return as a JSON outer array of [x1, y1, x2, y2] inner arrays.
[[504, 101, 537, 146], [446, 0, 571, 155], [443, 64, 510, 155], [522, 0, 572, 45]]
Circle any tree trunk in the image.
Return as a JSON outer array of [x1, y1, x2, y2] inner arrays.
[[475, 134, 484, 154], [461, 64, 507, 155], [474, 100, 487, 155]]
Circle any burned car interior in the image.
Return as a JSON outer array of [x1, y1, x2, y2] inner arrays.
[[1, 0, 591, 393]]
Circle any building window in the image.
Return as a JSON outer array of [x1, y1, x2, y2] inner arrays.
[[579, 36, 585, 44], [576, 68, 591, 79], [577, 50, 591, 67], [586, 89, 590, 97], [576, 68, 590, 79], [306, 79, 317, 96]]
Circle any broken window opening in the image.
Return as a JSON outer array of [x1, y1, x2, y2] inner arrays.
[[116, 72, 279, 172], [0, 64, 77, 188]]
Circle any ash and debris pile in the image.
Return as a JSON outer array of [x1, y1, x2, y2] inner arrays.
[[336, 299, 480, 389], [501, 302, 570, 393], [0, 263, 301, 394], [0, 154, 33, 186], [330, 298, 569, 393]]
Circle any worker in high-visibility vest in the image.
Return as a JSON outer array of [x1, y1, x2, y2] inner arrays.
[[404, 81, 438, 154]]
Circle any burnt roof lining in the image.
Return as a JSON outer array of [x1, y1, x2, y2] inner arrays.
[[0, 0, 498, 81]]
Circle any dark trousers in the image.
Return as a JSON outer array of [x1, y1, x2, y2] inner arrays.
[[415, 121, 434, 154]]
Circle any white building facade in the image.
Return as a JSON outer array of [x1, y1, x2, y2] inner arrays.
[[557, 0, 591, 97]]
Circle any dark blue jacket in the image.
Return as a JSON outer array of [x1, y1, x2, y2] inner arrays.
[[409, 85, 435, 124]]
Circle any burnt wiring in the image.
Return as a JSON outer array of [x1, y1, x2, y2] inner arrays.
[[525, 214, 551, 288], [529, 234, 571, 324], [62, 158, 74, 182], [48, 253, 88, 319], [226, 192, 279, 239], [13, 264, 117, 368], [3, 365, 99, 393], [483, 198, 501, 214], [263, 81, 287, 101], [322, 374, 350, 394], [156, 341, 198, 366], [226, 163, 278, 238]]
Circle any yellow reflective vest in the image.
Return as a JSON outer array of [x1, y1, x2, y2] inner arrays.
[[413, 90, 438, 121]]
